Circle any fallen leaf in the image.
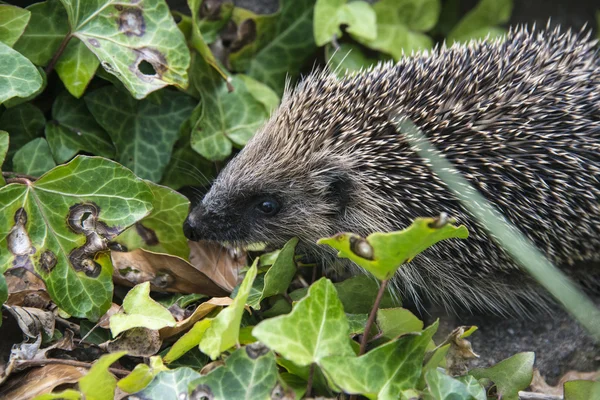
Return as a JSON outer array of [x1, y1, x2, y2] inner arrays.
[[0, 364, 86, 399], [160, 297, 232, 339], [104, 327, 162, 357]]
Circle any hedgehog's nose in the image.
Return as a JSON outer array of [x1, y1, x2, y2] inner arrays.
[[183, 215, 200, 241]]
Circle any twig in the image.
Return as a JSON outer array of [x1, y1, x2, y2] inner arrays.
[[518, 392, 562, 400], [15, 358, 130, 377], [306, 363, 315, 397], [359, 279, 388, 355], [45, 33, 73, 75]]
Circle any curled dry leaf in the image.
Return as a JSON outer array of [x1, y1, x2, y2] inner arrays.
[[3, 305, 55, 339], [111, 241, 243, 296], [0, 364, 86, 400], [5, 268, 51, 308], [159, 297, 232, 340], [98, 303, 123, 330], [104, 327, 162, 357], [443, 325, 479, 376], [530, 368, 600, 396]]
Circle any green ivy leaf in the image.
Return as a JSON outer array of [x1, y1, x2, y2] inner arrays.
[[564, 380, 600, 400], [290, 274, 400, 314], [33, 390, 82, 400], [114, 181, 190, 259], [0, 131, 8, 186], [253, 277, 354, 367], [0, 271, 7, 313], [189, 344, 278, 399], [13, 0, 69, 66], [164, 319, 212, 364], [229, 0, 317, 94], [320, 322, 438, 399], [0, 103, 45, 170], [189, 53, 275, 161], [0, 4, 31, 47], [469, 352, 534, 400], [447, 0, 513, 43], [426, 369, 486, 400], [0, 41, 43, 105], [12, 138, 56, 176], [197, 0, 234, 43], [0, 156, 153, 320], [199, 260, 258, 359], [356, 0, 441, 59], [85, 86, 196, 182], [133, 368, 201, 400], [110, 282, 177, 337], [3, 67, 47, 109], [79, 351, 128, 400], [46, 91, 115, 164], [376, 307, 423, 341], [314, 0, 376, 46], [55, 39, 100, 98], [248, 237, 298, 309], [58, 0, 191, 99], [318, 217, 468, 280], [118, 356, 168, 393]]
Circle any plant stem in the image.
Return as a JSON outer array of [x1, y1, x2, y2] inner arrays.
[[306, 363, 315, 397], [45, 33, 73, 75], [359, 279, 388, 356]]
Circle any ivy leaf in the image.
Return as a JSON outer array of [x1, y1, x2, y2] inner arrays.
[[248, 237, 298, 309], [3, 66, 47, 109], [564, 380, 600, 400], [0, 131, 8, 186], [85, 86, 196, 182], [426, 369, 486, 400], [290, 274, 400, 314], [0, 41, 43, 105], [55, 39, 100, 98], [447, 0, 513, 43], [78, 351, 128, 400], [469, 352, 535, 400], [0, 103, 45, 170], [33, 390, 82, 400], [45, 91, 115, 164], [314, 0, 376, 46], [253, 277, 354, 367], [229, 0, 317, 94], [110, 282, 177, 337], [189, 344, 278, 399], [356, 0, 441, 59], [199, 260, 258, 359], [164, 319, 212, 364], [320, 322, 438, 399], [13, 0, 69, 66], [0, 4, 31, 47], [118, 356, 168, 394], [197, 0, 234, 44], [376, 307, 423, 341], [0, 269, 7, 311], [114, 181, 190, 260], [58, 0, 191, 99], [133, 368, 201, 400], [318, 216, 468, 280], [0, 156, 153, 320], [189, 53, 276, 161], [12, 138, 56, 176]]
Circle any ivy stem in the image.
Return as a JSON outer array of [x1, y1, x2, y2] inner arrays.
[[306, 363, 315, 397], [45, 33, 73, 75], [359, 279, 389, 356]]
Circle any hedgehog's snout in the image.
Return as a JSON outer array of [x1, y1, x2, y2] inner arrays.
[[183, 204, 205, 242]]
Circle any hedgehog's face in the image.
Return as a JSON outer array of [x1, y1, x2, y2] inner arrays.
[[182, 137, 355, 250]]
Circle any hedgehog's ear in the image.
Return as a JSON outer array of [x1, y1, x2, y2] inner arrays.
[[324, 169, 354, 212]]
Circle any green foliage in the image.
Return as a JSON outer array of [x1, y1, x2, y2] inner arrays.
[[1, 2, 584, 399], [318, 216, 468, 280], [109, 281, 176, 337]]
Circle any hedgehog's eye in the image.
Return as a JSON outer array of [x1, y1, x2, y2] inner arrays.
[[255, 198, 280, 216]]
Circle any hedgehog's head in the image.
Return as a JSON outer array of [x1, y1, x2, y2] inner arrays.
[[183, 75, 387, 250]]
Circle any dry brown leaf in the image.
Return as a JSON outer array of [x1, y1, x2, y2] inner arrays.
[[159, 297, 233, 339], [111, 246, 237, 296], [443, 326, 479, 376], [531, 368, 600, 396], [97, 303, 122, 330], [5, 269, 51, 309], [188, 240, 243, 292], [3, 305, 55, 339], [104, 327, 162, 357], [0, 364, 86, 400]]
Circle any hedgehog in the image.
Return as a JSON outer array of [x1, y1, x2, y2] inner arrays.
[[183, 25, 600, 315]]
